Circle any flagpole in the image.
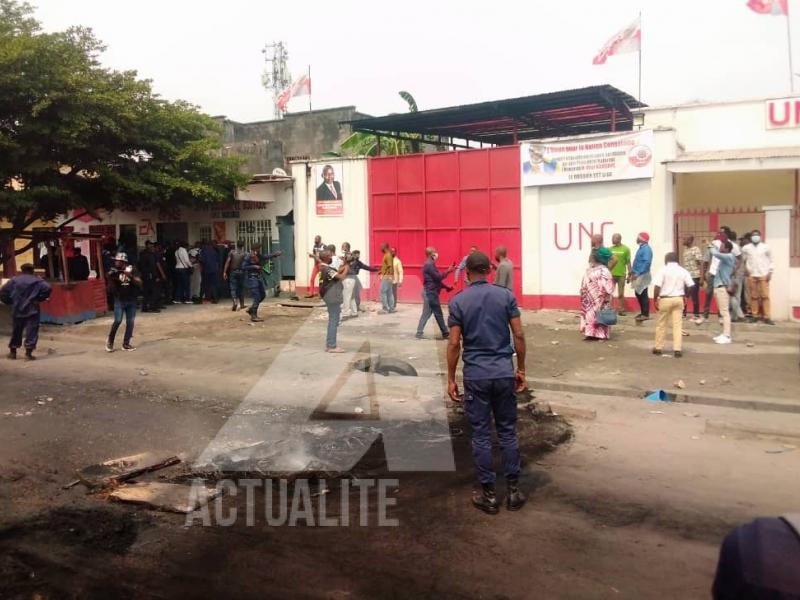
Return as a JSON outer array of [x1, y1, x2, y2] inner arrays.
[[308, 65, 312, 112], [638, 10, 643, 105], [787, 2, 795, 93]]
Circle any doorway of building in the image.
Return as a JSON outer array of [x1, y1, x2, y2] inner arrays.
[[156, 222, 189, 245]]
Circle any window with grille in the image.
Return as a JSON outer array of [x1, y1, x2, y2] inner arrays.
[[198, 225, 212, 242], [237, 219, 272, 251]]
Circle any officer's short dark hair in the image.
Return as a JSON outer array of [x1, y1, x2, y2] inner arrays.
[[20, 263, 35, 274], [466, 252, 491, 274]]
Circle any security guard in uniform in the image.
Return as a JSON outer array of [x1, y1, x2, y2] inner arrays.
[[446, 251, 527, 514]]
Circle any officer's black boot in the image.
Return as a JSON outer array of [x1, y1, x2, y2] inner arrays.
[[472, 483, 500, 514], [506, 478, 526, 511], [7, 348, 16, 360], [24, 349, 35, 361]]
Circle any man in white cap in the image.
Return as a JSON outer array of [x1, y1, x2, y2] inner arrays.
[[106, 252, 142, 352]]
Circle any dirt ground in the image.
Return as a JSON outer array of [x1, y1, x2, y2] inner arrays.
[[0, 299, 798, 599]]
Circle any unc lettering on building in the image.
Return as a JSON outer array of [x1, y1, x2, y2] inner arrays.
[[766, 97, 800, 130]]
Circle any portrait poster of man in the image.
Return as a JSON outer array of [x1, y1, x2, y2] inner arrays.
[[315, 162, 344, 216]]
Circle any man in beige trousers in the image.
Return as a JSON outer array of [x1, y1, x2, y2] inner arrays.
[[651, 252, 695, 358]]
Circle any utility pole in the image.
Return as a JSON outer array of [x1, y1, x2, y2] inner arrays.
[[261, 42, 290, 119]]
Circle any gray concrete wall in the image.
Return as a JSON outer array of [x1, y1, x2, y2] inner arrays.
[[215, 107, 369, 175]]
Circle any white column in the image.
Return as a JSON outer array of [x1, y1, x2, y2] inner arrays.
[[292, 162, 310, 288], [763, 205, 792, 320], [521, 186, 541, 303]]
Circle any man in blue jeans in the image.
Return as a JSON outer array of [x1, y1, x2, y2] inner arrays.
[[447, 251, 527, 514], [106, 253, 142, 352], [415, 247, 454, 339]]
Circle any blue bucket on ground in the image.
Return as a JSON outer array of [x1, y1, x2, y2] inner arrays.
[[645, 389, 674, 402]]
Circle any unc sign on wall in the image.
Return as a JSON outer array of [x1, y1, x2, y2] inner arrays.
[[766, 96, 800, 129], [521, 130, 654, 187]]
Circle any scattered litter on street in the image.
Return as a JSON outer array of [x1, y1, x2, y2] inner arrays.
[[683, 412, 700, 418], [649, 410, 665, 414], [110, 482, 220, 513], [645, 389, 675, 402], [76, 453, 181, 489], [550, 340, 559, 345], [674, 379, 686, 389], [354, 407, 364, 414]]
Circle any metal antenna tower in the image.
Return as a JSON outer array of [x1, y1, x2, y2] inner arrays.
[[261, 42, 290, 119]]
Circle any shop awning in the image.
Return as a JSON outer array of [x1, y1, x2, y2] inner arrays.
[[665, 147, 800, 172], [345, 85, 644, 147]]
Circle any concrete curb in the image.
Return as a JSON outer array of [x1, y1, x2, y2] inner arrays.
[[528, 378, 800, 415]]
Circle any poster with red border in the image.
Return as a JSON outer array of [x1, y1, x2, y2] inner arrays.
[[314, 162, 344, 216], [521, 130, 654, 187]]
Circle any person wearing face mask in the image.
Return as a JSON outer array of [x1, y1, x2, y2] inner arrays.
[[741, 229, 774, 325], [709, 239, 736, 344], [415, 247, 454, 339]]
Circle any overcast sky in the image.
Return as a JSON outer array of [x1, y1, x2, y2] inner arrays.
[[31, 0, 798, 122]]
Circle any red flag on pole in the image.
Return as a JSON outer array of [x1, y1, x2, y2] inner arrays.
[[276, 74, 312, 113], [592, 16, 642, 65], [746, 0, 788, 15]]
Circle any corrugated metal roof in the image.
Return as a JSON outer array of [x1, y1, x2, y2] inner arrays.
[[345, 85, 644, 145]]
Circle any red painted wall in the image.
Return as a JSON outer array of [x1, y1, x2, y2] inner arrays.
[[40, 279, 108, 324], [368, 147, 521, 303]]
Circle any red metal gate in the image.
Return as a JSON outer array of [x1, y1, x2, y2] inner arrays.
[[369, 147, 521, 303], [674, 208, 765, 314], [674, 208, 765, 251]]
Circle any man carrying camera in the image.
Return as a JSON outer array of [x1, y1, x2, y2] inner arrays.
[[106, 252, 142, 352]]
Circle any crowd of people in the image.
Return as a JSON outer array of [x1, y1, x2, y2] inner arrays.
[[579, 227, 775, 353], [98, 238, 282, 351]]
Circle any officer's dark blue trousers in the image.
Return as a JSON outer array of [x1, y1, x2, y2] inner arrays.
[[10, 315, 40, 350], [463, 377, 521, 485], [248, 277, 266, 314]]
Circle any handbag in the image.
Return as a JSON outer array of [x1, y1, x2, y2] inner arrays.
[[597, 308, 618, 326]]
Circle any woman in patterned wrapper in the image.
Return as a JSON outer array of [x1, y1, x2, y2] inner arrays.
[[579, 247, 615, 340]]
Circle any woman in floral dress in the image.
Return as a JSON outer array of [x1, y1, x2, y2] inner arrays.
[[580, 248, 615, 340]]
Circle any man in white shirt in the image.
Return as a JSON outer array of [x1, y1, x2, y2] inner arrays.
[[327, 244, 342, 270], [173, 241, 193, 304], [742, 229, 775, 325], [652, 252, 695, 358], [391, 246, 403, 311]]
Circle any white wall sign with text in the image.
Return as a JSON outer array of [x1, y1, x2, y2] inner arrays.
[[521, 130, 655, 187]]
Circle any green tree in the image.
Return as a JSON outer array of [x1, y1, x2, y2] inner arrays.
[[337, 90, 441, 157], [0, 0, 248, 270]]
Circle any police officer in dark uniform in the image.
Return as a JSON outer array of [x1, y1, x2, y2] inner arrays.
[[446, 251, 527, 514]]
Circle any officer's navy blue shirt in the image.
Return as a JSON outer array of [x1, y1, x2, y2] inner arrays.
[[447, 280, 520, 380]]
